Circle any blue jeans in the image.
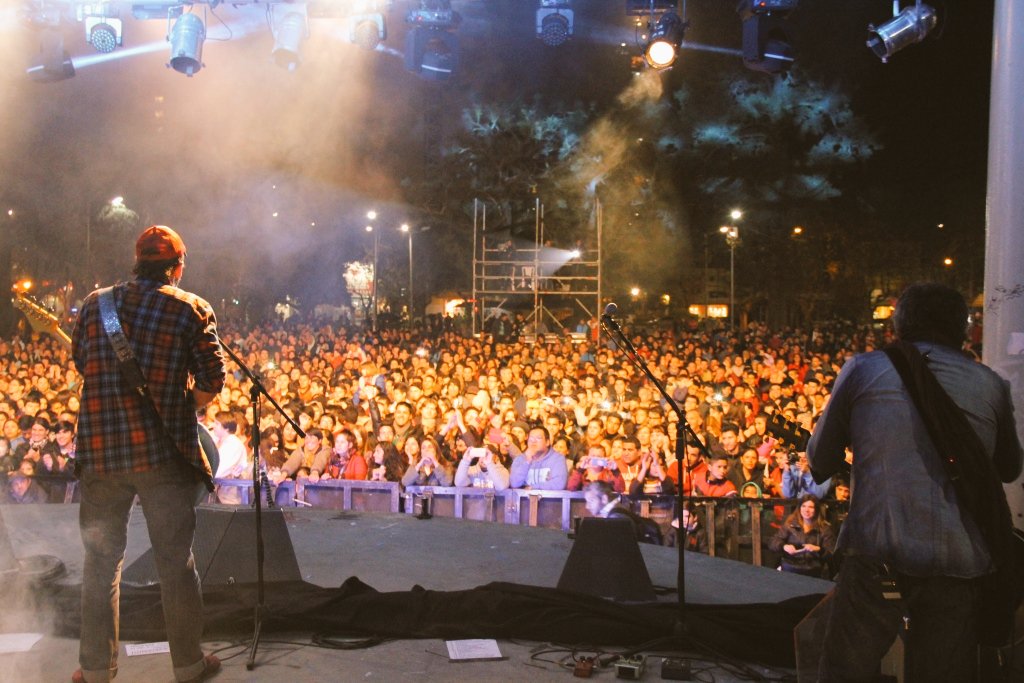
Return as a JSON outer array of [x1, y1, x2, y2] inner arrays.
[[819, 554, 979, 683], [78, 461, 207, 683]]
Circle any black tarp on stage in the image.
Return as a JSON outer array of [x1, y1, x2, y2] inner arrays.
[[46, 577, 824, 669]]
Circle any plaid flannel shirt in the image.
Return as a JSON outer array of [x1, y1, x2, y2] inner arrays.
[[72, 278, 226, 476]]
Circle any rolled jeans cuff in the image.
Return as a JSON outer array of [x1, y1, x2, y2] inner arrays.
[[174, 656, 207, 682], [81, 667, 116, 683]]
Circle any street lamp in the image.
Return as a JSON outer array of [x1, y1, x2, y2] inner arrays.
[[366, 224, 378, 330], [719, 223, 740, 331], [400, 223, 412, 323]]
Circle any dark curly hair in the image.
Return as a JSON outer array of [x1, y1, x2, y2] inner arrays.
[[893, 283, 968, 349]]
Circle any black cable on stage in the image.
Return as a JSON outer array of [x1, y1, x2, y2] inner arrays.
[[311, 632, 390, 650]]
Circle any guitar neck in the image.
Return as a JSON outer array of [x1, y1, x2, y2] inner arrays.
[[12, 294, 72, 350]]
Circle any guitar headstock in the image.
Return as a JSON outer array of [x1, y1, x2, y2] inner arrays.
[[12, 293, 72, 349]]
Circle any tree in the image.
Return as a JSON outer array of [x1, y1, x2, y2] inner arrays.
[[651, 69, 881, 325], [400, 70, 880, 326]]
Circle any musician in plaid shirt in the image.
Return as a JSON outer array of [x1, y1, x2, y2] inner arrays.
[[71, 226, 226, 683]]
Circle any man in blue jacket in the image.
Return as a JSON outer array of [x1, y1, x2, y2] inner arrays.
[[808, 283, 1022, 683], [509, 426, 568, 490]]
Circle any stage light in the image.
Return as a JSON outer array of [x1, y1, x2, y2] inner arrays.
[[420, 34, 457, 80], [406, 0, 459, 28], [405, 0, 461, 80], [272, 6, 307, 70], [86, 18, 123, 54], [625, 0, 677, 16], [738, 0, 797, 74], [350, 14, 386, 50], [644, 11, 686, 69], [26, 29, 75, 82], [89, 25, 116, 53], [27, 51, 75, 82], [537, 2, 573, 47], [867, 2, 937, 63], [167, 12, 206, 77]]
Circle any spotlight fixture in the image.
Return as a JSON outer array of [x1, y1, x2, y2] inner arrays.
[[644, 10, 686, 69], [167, 11, 206, 76], [406, 0, 459, 29], [350, 14, 387, 50], [867, 2, 937, 63], [84, 16, 123, 54], [271, 5, 307, 70], [737, 0, 797, 74], [416, 30, 459, 81], [404, 0, 461, 81], [26, 28, 75, 82], [537, 1, 574, 47]]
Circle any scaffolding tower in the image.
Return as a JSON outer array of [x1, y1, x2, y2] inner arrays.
[[471, 197, 602, 337]]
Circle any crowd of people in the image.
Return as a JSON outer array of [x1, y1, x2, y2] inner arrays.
[[1, 312, 895, 573], [33, 222, 1005, 683]]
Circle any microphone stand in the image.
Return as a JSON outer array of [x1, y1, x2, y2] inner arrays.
[[600, 310, 712, 666], [219, 341, 305, 671]]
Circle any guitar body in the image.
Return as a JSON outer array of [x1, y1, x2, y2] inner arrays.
[[198, 421, 220, 480]]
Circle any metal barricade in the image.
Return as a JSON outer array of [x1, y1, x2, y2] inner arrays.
[[686, 497, 804, 566], [210, 477, 296, 507], [404, 486, 502, 522], [503, 489, 589, 531], [300, 479, 400, 513]]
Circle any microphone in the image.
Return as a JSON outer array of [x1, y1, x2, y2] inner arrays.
[[601, 302, 622, 333]]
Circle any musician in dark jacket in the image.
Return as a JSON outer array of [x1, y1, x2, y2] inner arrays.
[[808, 283, 1023, 683]]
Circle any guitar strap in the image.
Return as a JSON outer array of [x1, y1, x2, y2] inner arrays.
[[97, 285, 214, 491], [883, 340, 1021, 646]]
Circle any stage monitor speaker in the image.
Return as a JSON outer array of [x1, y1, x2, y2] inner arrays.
[[123, 506, 301, 588], [557, 517, 656, 602], [0, 508, 65, 586], [0, 508, 18, 577], [793, 591, 902, 682]]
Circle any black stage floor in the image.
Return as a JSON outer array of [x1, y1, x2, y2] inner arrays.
[[0, 504, 833, 683]]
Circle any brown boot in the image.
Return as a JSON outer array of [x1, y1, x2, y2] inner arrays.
[[180, 654, 221, 683]]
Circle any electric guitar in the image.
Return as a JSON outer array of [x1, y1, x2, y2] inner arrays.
[[12, 293, 72, 348], [12, 291, 220, 480]]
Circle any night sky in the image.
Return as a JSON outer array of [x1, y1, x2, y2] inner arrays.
[[0, 0, 995, 308]]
